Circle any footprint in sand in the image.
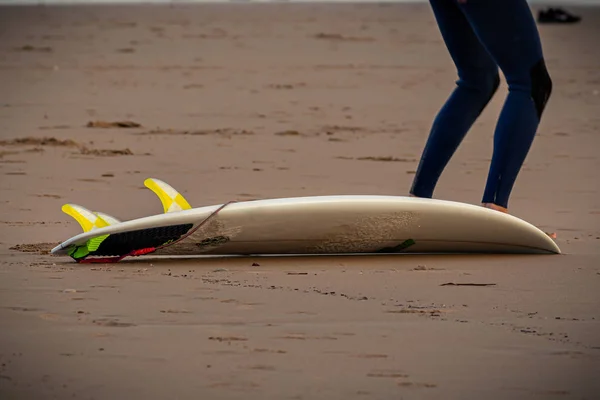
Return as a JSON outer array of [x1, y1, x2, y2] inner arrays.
[[86, 120, 141, 128], [92, 318, 136, 328], [287, 311, 317, 315], [77, 178, 102, 183], [355, 354, 388, 359], [39, 313, 61, 321], [203, 350, 240, 355], [39, 125, 72, 130], [183, 83, 204, 89], [243, 364, 276, 371], [534, 390, 570, 396], [252, 348, 287, 354], [367, 370, 409, 378], [159, 309, 192, 314], [14, 45, 53, 52], [397, 382, 438, 388], [278, 333, 338, 340], [208, 336, 248, 342], [208, 381, 260, 390], [5, 306, 42, 312]]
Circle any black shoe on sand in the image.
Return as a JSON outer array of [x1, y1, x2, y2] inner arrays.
[[538, 7, 582, 24]]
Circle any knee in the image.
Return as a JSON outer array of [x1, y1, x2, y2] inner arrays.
[[530, 58, 552, 119], [457, 69, 501, 100]]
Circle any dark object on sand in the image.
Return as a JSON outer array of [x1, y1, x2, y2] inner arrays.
[[440, 283, 497, 287], [86, 120, 141, 128], [538, 8, 582, 24]]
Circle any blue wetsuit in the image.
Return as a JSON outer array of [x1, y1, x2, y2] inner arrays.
[[410, 0, 552, 209]]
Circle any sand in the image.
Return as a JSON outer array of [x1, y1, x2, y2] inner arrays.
[[0, 2, 599, 399]]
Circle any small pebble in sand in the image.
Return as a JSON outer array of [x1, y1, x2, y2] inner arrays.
[[252, 262, 260, 266], [63, 289, 77, 293]]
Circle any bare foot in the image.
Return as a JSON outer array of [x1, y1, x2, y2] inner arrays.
[[482, 203, 509, 214]]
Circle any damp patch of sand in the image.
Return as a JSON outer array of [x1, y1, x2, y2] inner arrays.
[[0, 136, 134, 157]]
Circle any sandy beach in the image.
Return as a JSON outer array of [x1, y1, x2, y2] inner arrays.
[[0, 2, 599, 399]]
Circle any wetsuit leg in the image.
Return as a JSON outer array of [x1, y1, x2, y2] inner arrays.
[[458, 0, 552, 208], [410, 0, 500, 199], [410, 0, 552, 209]]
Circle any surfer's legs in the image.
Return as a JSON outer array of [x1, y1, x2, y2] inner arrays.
[[459, 0, 552, 209], [410, 0, 552, 211], [410, 0, 500, 199]]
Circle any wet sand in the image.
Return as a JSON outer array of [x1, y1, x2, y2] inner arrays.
[[0, 3, 599, 399]]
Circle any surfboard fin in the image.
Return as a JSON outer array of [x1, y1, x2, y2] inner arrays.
[[61, 204, 111, 232], [94, 211, 121, 225], [143, 178, 192, 213]]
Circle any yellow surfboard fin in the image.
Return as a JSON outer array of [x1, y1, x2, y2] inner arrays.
[[143, 178, 192, 213], [61, 204, 110, 232], [94, 211, 121, 225]]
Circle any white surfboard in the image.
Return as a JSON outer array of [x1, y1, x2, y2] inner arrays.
[[51, 181, 560, 262]]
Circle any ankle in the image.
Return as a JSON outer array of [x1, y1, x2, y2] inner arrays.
[[482, 202, 509, 213]]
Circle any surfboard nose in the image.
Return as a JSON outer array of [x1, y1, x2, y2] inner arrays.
[[455, 206, 561, 255]]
